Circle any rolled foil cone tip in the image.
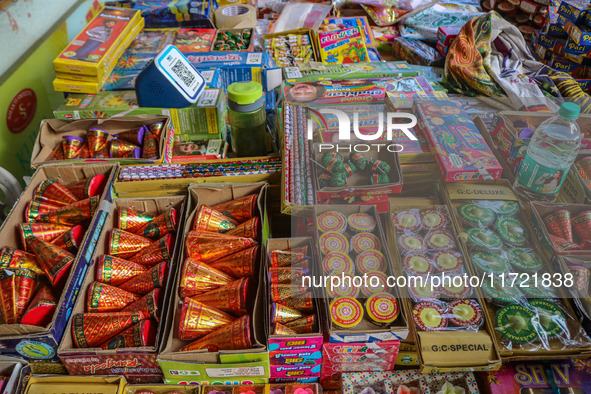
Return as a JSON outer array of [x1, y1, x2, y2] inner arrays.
[[71, 312, 141, 348], [178, 297, 236, 341], [86, 281, 140, 313], [180, 259, 234, 298]]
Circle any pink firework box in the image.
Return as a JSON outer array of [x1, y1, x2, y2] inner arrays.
[[318, 27, 369, 64], [437, 26, 461, 47], [414, 100, 503, 182], [322, 341, 400, 378]]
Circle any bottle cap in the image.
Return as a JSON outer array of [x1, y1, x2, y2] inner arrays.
[[228, 81, 263, 105], [559, 102, 580, 120]]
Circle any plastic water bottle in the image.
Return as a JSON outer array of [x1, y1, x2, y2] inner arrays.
[[227, 81, 267, 157], [514, 102, 582, 202]]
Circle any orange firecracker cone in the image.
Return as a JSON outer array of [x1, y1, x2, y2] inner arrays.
[[33, 179, 79, 207], [119, 262, 167, 295], [576, 157, 591, 181], [24, 200, 60, 222], [108, 229, 152, 259], [279, 293, 314, 313], [192, 205, 238, 233], [94, 144, 111, 158], [0, 247, 43, 276], [269, 247, 309, 267], [270, 284, 309, 303], [0, 269, 38, 324], [86, 281, 140, 313], [190, 278, 249, 315], [100, 319, 155, 349], [212, 195, 257, 223], [19, 223, 72, 249], [61, 136, 84, 159], [25, 236, 74, 289], [117, 126, 146, 146], [122, 288, 162, 320], [544, 210, 574, 243], [569, 265, 591, 292], [51, 225, 84, 253], [180, 259, 234, 297], [73, 142, 91, 159], [96, 255, 148, 286], [181, 315, 251, 352], [142, 131, 159, 160], [0, 270, 16, 324], [35, 196, 99, 226], [550, 234, 581, 252], [285, 315, 316, 334], [21, 285, 56, 327], [48, 143, 65, 161], [271, 303, 303, 324], [573, 211, 591, 243], [66, 175, 107, 200], [71, 312, 142, 348], [136, 209, 177, 240], [185, 231, 256, 264], [118, 207, 155, 234], [149, 122, 164, 139], [129, 235, 172, 266], [274, 323, 297, 335], [209, 246, 257, 278], [226, 217, 259, 239], [87, 128, 109, 158], [110, 139, 140, 159], [178, 297, 236, 341], [270, 267, 308, 284]]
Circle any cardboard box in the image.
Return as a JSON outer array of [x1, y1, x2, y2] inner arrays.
[[322, 341, 400, 379], [0, 162, 117, 361], [23, 375, 127, 394], [213, 29, 255, 52], [57, 196, 186, 382], [31, 115, 174, 167], [124, 384, 199, 393], [0, 356, 26, 394], [263, 28, 320, 65], [158, 183, 270, 385], [553, 254, 591, 321]]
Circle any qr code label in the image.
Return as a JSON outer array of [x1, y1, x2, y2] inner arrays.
[[171, 59, 196, 88], [157, 45, 204, 100]]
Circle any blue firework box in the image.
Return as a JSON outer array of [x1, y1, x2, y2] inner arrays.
[[104, 67, 221, 90], [558, 0, 591, 25], [104, 0, 214, 28]]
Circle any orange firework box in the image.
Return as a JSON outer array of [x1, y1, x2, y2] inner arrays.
[[58, 196, 186, 382], [0, 162, 117, 362], [158, 182, 270, 385]]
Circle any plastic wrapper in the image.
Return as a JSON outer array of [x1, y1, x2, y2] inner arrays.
[[271, 2, 331, 33], [363, 5, 407, 26], [392, 37, 444, 67]]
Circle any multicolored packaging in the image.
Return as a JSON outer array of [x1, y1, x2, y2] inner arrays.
[[105, 0, 214, 28], [283, 61, 417, 83], [318, 27, 369, 64], [173, 28, 216, 52], [322, 16, 376, 47]]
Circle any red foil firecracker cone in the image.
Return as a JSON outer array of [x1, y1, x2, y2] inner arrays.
[[110, 139, 141, 159], [226, 217, 259, 239], [73, 142, 91, 159], [117, 126, 146, 146], [118, 207, 155, 234], [25, 200, 60, 222], [209, 246, 258, 278], [94, 144, 111, 158], [271, 303, 303, 324], [149, 122, 164, 139], [0, 270, 16, 324], [87, 281, 140, 313], [119, 262, 167, 295], [48, 143, 64, 161], [100, 319, 155, 349], [543, 210, 574, 242], [25, 236, 74, 289], [284, 315, 316, 334], [270, 267, 309, 284], [576, 157, 591, 181], [181, 315, 251, 352], [87, 128, 109, 158], [190, 278, 249, 315], [550, 234, 581, 252], [192, 205, 238, 233], [129, 235, 172, 266], [0, 247, 43, 276], [19, 223, 72, 249], [33, 179, 79, 207], [71, 312, 142, 348], [178, 298, 236, 341], [274, 323, 297, 335], [142, 131, 159, 160], [269, 247, 309, 268], [180, 259, 234, 298], [185, 231, 256, 264], [108, 229, 152, 259], [66, 175, 107, 200], [13, 269, 38, 324], [279, 293, 314, 313], [21, 285, 56, 326], [122, 289, 162, 321], [270, 260, 309, 273], [573, 211, 591, 243], [35, 196, 99, 226], [51, 225, 84, 253], [212, 195, 257, 223], [136, 209, 177, 240], [61, 136, 84, 159], [270, 284, 308, 303], [96, 255, 148, 286]]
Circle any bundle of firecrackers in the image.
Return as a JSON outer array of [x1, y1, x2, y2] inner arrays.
[[316, 211, 401, 330], [269, 245, 317, 336], [202, 383, 319, 394], [542, 208, 591, 252], [264, 33, 314, 67], [0, 175, 107, 327], [177, 194, 260, 352], [213, 29, 252, 51], [48, 122, 163, 161], [71, 204, 178, 349], [317, 152, 391, 188]]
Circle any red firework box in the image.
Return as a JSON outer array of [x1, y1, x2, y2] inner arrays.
[[58, 196, 186, 383], [31, 115, 174, 167], [0, 162, 116, 362], [265, 238, 323, 381], [158, 182, 270, 385]]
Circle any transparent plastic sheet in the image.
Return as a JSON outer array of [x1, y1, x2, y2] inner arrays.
[[201, 384, 320, 394], [342, 371, 480, 394], [560, 256, 591, 320], [254, 19, 270, 52], [453, 200, 591, 352], [391, 207, 484, 333], [362, 4, 406, 26], [271, 2, 331, 33]]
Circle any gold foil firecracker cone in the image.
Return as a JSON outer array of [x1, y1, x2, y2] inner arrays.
[[93, 144, 111, 158], [117, 126, 147, 146], [35, 196, 99, 226], [274, 323, 297, 335], [87, 128, 109, 158], [19, 223, 72, 249], [569, 265, 591, 293], [100, 319, 155, 349], [25, 236, 74, 289], [178, 298, 236, 341], [544, 210, 574, 243], [0, 247, 43, 276], [180, 259, 234, 298], [284, 315, 316, 334], [66, 175, 107, 200], [61, 136, 84, 159], [21, 284, 56, 326], [148, 122, 164, 139], [270, 267, 308, 284], [180, 315, 251, 352], [209, 246, 257, 278], [185, 231, 256, 264], [108, 229, 152, 259], [48, 143, 65, 161], [33, 179, 79, 207], [269, 247, 308, 268], [226, 217, 259, 239], [192, 205, 238, 233], [190, 278, 249, 315], [122, 288, 162, 321], [51, 225, 84, 253], [136, 209, 177, 240], [96, 255, 148, 286], [142, 131, 159, 160], [71, 312, 142, 348], [550, 234, 581, 252], [212, 195, 257, 223], [129, 234, 172, 266], [118, 207, 155, 234], [110, 139, 141, 159], [271, 284, 309, 303], [573, 211, 591, 243], [13, 269, 38, 324], [576, 157, 591, 181], [278, 293, 314, 313], [25, 200, 60, 222], [271, 303, 303, 324], [87, 281, 140, 313], [119, 262, 167, 295], [73, 142, 91, 159]]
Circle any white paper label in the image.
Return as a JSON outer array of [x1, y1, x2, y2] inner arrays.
[[156, 45, 204, 102], [205, 366, 266, 378]]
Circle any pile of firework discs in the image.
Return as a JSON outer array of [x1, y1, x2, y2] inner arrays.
[[315, 150, 394, 189]]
